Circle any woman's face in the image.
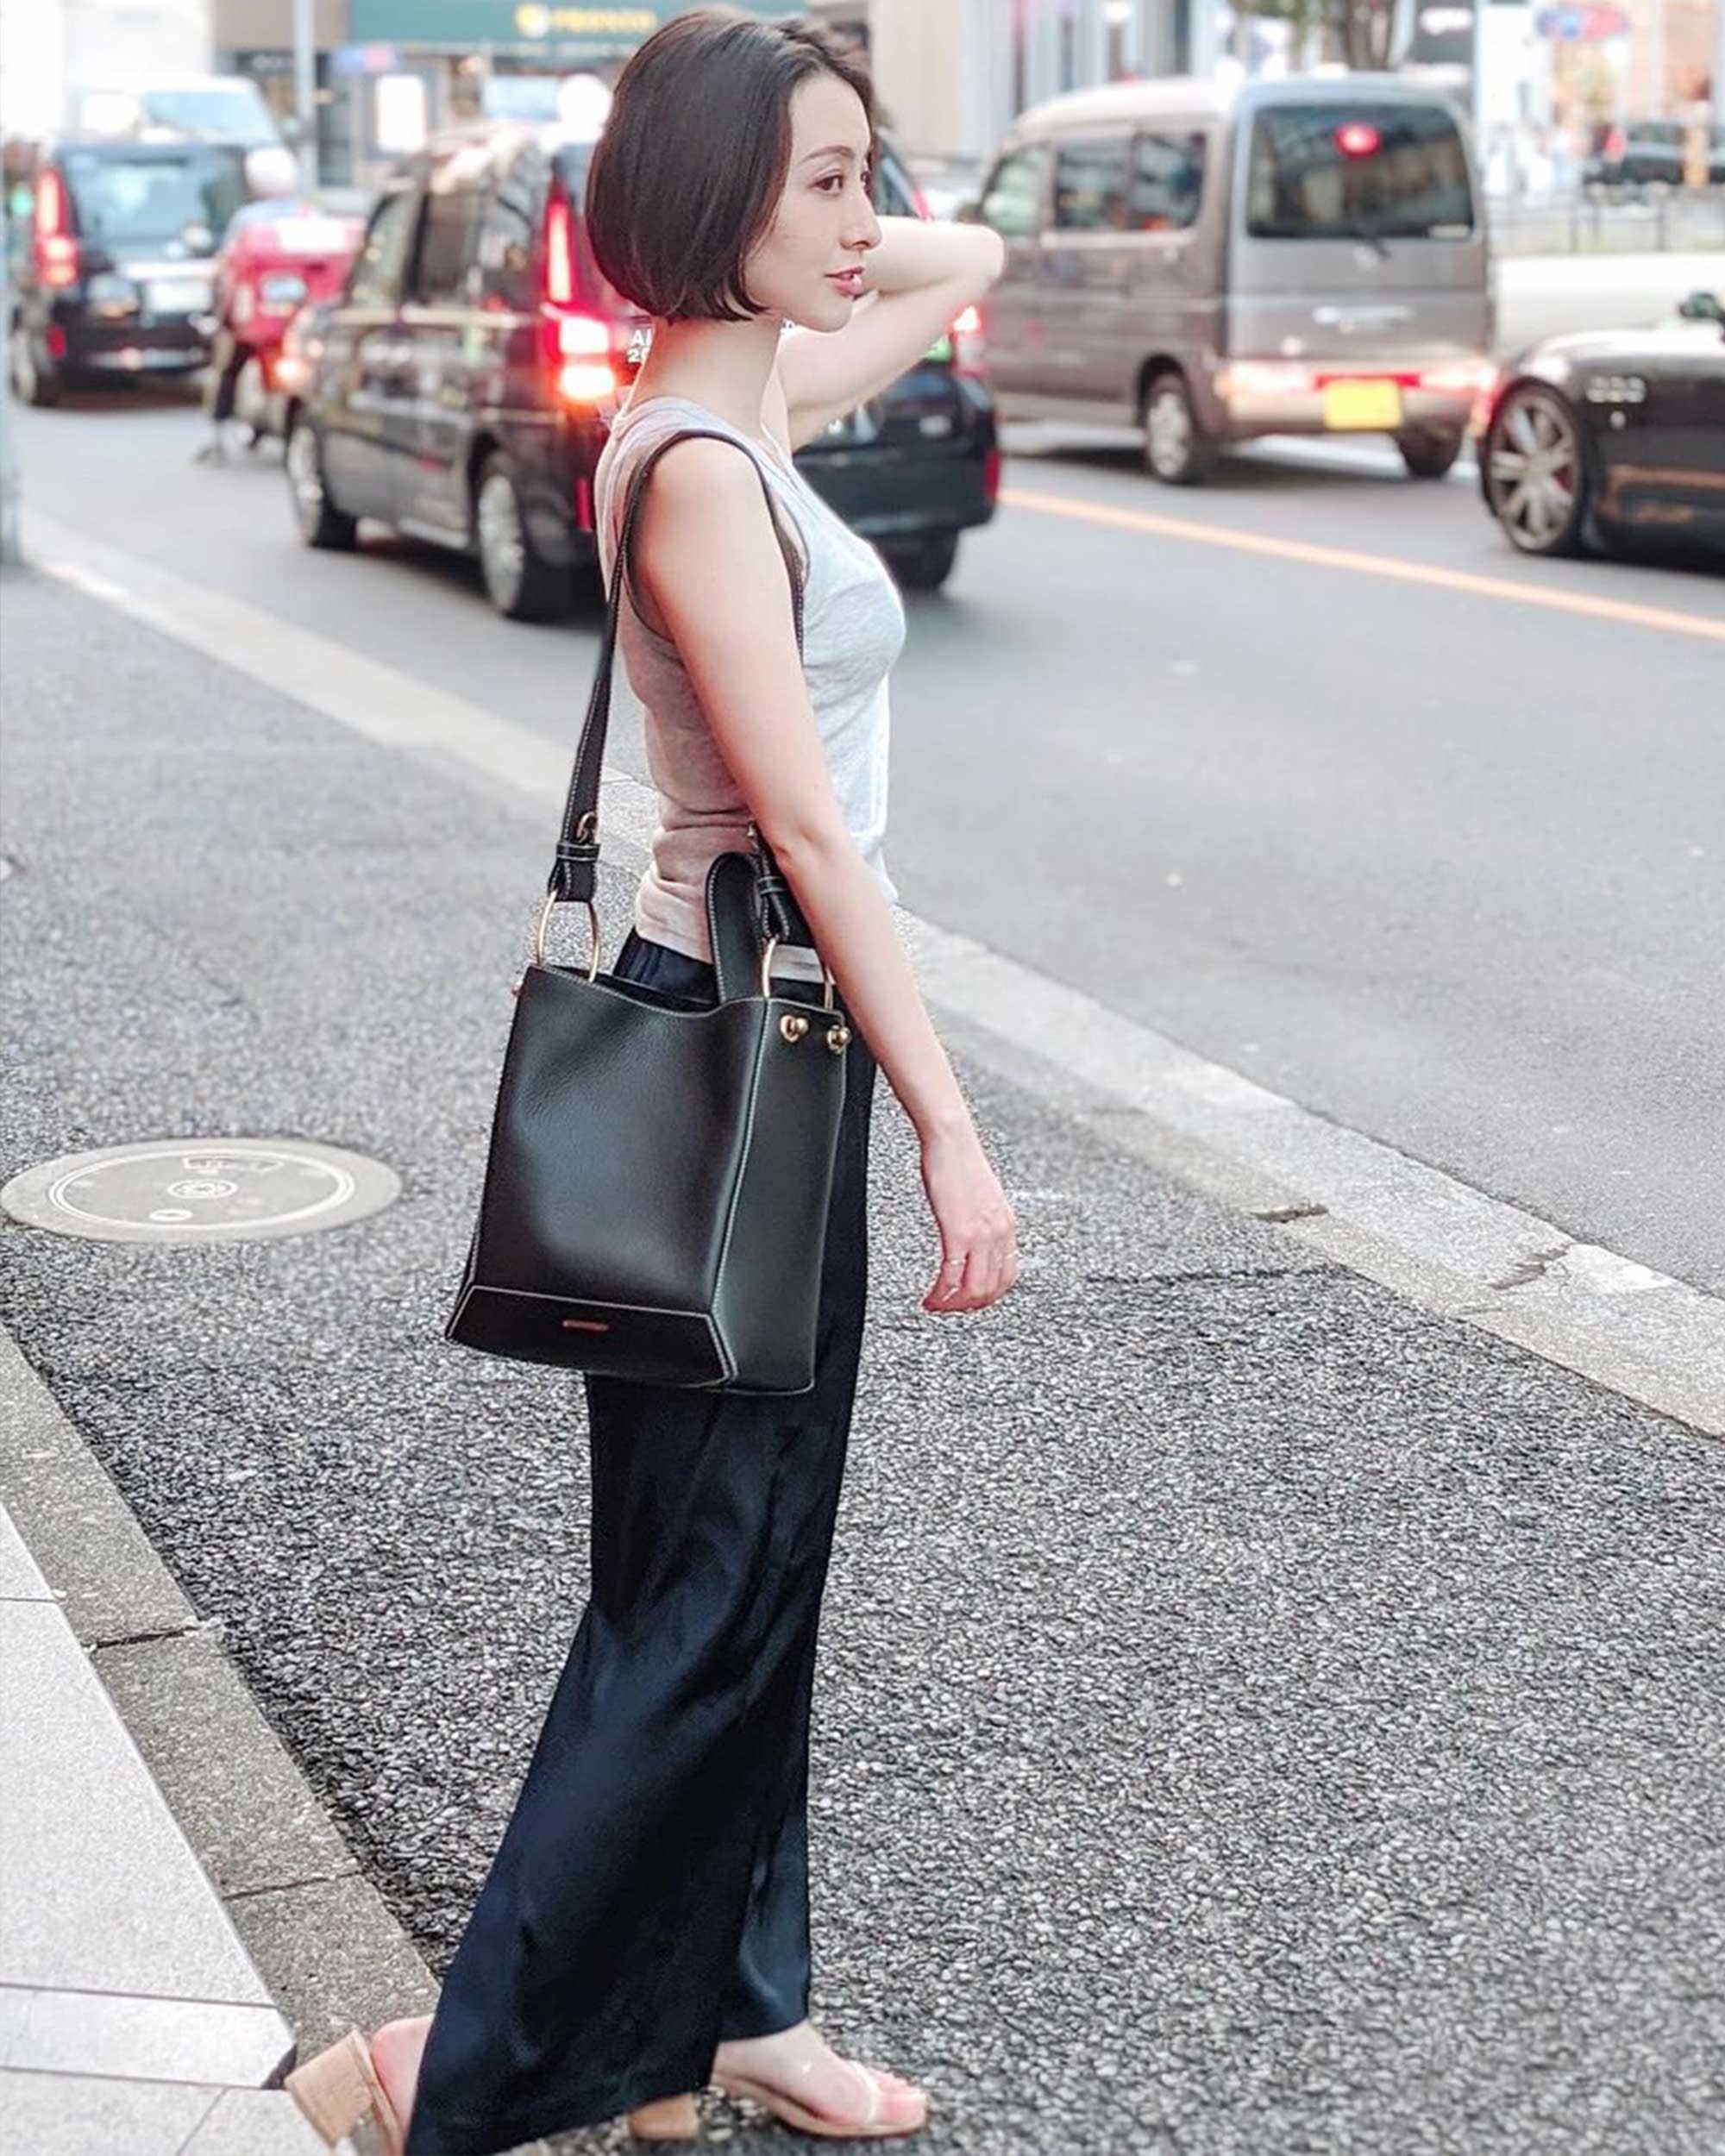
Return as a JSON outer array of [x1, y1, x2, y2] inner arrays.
[[743, 72, 881, 331]]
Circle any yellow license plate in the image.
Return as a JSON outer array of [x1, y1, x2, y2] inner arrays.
[[1323, 379, 1403, 430]]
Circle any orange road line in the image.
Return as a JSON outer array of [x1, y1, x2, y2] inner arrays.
[[999, 484, 1725, 644]]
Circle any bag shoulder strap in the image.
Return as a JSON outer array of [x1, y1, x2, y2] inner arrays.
[[547, 423, 813, 949]]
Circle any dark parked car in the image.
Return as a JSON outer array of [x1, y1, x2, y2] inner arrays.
[[1583, 121, 1725, 191], [1473, 290, 1725, 557], [284, 122, 998, 617], [7, 136, 245, 404]]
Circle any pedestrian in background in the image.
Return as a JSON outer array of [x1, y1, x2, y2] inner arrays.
[[286, 9, 1015, 2153], [195, 144, 312, 463]]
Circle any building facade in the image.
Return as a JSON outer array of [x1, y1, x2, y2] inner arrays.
[[1, 0, 215, 140], [865, 0, 1201, 166]]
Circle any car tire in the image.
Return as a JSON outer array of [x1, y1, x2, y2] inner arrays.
[[884, 531, 960, 591], [285, 415, 359, 552], [1482, 383, 1589, 557], [1396, 426, 1465, 480], [475, 451, 570, 623], [1141, 370, 1213, 486], [10, 331, 62, 408]]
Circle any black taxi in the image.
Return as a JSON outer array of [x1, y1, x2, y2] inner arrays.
[[284, 123, 998, 618]]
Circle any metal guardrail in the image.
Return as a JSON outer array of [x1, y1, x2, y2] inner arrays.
[[1489, 189, 1725, 256]]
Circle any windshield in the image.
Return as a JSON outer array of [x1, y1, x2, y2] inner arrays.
[[1245, 103, 1474, 241], [139, 85, 279, 147], [59, 147, 247, 249]]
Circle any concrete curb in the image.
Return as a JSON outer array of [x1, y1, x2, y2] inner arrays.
[[0, 1320, 436, 2154]]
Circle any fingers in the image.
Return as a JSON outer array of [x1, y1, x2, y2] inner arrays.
[[922, 1221, 1020, 1315]]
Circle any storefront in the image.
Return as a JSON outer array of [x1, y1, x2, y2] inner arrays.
[[320, 2, 811, 182]]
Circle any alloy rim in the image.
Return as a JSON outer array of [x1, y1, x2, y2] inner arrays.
[[1147, 385, 1191, 478], [286, 422, 324, 532], [477, 470, 524, 611], [1488, 391, 1580, 551]]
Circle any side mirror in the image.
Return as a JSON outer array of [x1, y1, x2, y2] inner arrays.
[[1676, 288, 1723, 323]]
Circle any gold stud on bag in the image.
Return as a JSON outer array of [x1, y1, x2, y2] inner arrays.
[[444, 429, 850, 1395]]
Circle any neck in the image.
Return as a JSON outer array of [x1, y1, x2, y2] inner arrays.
[[626, 312, 782, 440]]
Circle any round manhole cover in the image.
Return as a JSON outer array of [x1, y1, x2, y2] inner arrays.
[[1, 1139, 400, 1244]]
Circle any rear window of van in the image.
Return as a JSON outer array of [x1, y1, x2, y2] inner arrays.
[[1245, 103, 1474, 241]]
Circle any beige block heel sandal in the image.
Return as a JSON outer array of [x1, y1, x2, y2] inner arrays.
[[285, 2027, 405, 2155]]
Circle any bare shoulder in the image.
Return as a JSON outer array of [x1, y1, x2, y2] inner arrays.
[[640, 434, 769, 517]]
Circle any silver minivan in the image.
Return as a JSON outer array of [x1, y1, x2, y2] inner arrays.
[[965, 73, 1494, 483]]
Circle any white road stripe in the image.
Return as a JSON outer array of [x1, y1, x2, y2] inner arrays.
[[22, 509, 1724, 1438]]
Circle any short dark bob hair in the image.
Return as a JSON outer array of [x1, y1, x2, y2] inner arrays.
[[586, 8, 875, 324]]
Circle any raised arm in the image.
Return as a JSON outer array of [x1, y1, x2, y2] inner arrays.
[[633, 436, 1018, 1315], [766, 215, 1006, 453]]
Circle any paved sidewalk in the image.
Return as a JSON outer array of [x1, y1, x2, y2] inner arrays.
[[3, 558, 1722, 2156], [0, 1334, 331, 2155]]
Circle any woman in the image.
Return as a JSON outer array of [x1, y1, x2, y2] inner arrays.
[[287, 12, 1014, 2152]]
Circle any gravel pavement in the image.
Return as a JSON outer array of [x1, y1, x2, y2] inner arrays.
[[3, 571, 1722, 2156]]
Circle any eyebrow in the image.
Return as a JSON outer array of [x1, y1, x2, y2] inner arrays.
[[800, 142, 870, 165]]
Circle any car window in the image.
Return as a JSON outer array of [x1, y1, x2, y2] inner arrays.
[[57, 147, 244, 248], [414, 182, 485, 306], [1052, 135, 1129, 232], [348, 187, 419, 307], [474, 161, 542, 311], [1128, 131, 1207, 231], [1245, 103, 1475, 240], [977, 143, 1049, 238], [871, 139, 919, 219]]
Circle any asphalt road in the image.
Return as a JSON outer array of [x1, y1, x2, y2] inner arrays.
[[5, 571, 1722, 2156], [15, 314, 1722, 1297]]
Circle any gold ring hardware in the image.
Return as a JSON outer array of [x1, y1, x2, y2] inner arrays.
[[757, 936, 839, 1007], [533, 893, 603, 980], [780, 1013, 810, 1044], [825, 1023, 852, 1055]]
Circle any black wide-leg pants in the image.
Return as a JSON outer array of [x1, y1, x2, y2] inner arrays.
[[405, 931, 878, 2156]]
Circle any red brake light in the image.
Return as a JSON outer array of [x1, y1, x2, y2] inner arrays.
[[983, 445, 1001, 505], [34, 167, 79, 286], [540, 307, 617, 405], [1334, 122, 1383, 160], [950, 303, 987, 379], [37, 166, 67, 235], [544, 194, 575, 307]]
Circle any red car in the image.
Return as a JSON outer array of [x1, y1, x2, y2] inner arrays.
[[216, 207, 363, 442]]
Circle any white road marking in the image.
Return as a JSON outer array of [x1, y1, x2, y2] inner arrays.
[[21, 508, 1725, 1438]]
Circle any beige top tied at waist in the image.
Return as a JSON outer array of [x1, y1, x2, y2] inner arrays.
[[593, 391, 906, 983]]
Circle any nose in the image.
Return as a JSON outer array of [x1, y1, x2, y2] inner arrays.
[[845, 185, 881, 254]]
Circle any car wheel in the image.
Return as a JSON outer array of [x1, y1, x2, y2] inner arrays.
[[10, 331, 62, 408], [1484, 384, 1588, 556], [285, 415, 358, 551], [475, 452, 570, 623], [1396, 426, 1465, 480], [1141, 370, 1213, 486], [884, 532, 959, 591]]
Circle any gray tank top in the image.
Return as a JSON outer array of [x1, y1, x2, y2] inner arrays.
[[593, 392, 906, 983]]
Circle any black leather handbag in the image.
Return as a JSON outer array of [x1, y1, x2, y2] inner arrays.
[[445, 427, 850, 1395]]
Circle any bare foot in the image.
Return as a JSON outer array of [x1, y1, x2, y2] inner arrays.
[[371, 2015, 433, 2133], [712, 2021, 927, 2134]]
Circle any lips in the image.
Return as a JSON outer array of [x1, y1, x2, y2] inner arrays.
[[827, 268, 865, 294]]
